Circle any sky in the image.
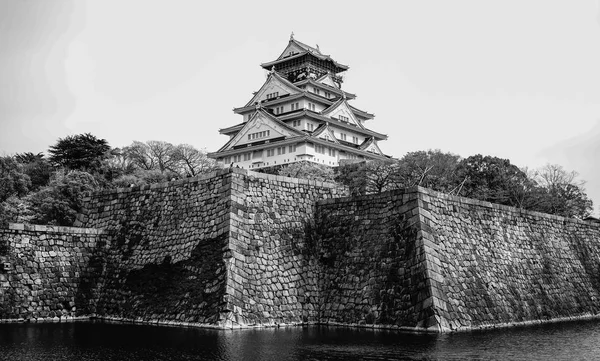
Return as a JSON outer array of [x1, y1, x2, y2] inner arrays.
[[1, 0, 599, 216]]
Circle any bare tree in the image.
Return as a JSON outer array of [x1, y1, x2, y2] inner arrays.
[[123, 141, 155, 170], [172, 144, 218, 177], [146, 140, 177, 173], [532, 164, 593, 218]]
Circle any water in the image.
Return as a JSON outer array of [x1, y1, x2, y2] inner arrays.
[[1, 320, 600, 360]]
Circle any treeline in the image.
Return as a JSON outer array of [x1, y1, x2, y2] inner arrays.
[[0, 133, 218, 226], [1, 134, 594, 227], [278, 150, 594, 219]]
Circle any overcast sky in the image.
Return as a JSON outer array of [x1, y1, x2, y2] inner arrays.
[[1, 0, 599, 215]]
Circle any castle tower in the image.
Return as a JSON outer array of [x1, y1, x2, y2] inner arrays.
[[209, 34, 388, 170]]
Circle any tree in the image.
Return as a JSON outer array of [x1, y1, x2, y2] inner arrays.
[[171, 144, 219, 176], [0, 196, 30, 227], [123, 141, 155, 171], [362, 160, 401, 194], [14, 152, 53, 190], [396, 150, 461, 192], [123, 140, 179, 174], [278, 162, 335, 183], [335, 160, 401, 195], [0, 156, 31, 202], [455, 154, 531, 207], [25, 170, 100, 226], [146, 140, 178, 173], [48, 133, 110, 171], [335, 160, 369, 196], [532, 164, 593, 218]]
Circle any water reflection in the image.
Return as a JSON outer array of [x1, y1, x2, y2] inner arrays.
[[0, 320, 599, 360]]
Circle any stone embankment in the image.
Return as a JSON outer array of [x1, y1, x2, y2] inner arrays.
[[0, 224, 106, 322], [314, 187, 600, 331], [2, 169, 600, 332]]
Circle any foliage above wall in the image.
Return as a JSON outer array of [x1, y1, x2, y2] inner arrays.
[[0, 134, 219, 226], [0, 133, 594, 227]]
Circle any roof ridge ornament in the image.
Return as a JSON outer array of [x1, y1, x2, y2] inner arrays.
[[290, 32, 294, 40], [271, 65, 275, 73]]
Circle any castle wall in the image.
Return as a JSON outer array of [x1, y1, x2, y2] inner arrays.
[[0, 224, 106, 322], [311, 187, 600, 331], [225, 171, 347, 326], [312, 189, 439, 330], [2, 170, 600, 332], [419, 188, 600, 331], [73, 169, 235, 325]]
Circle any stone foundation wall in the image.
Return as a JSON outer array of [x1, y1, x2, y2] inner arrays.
[[420, 188, 600, 331], [3, 170, 600, 332], [312, 189, 440, 330], [311, 187, 600, 331], [75, 169, 235, 325], [224, 171, 347, 326], [0, 224, 106, 322]]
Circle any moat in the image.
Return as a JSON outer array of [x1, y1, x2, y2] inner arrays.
[[1, 320, 600, 360]]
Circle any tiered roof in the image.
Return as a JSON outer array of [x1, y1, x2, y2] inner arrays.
[[210, 35, 389, 165], [260, 37, 349, 73]]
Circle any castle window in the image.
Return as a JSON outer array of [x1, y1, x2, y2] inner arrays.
[[292, 120, 301, 127], [352, 136, 359, 144], [307, 123, 314, 131], [315, 145, 325, 154], [328, 148, 336, 157], [243, 153, 251, 161], [307, 103, 316, 111], [288, 145, 296, 153], [267, 149, 275, 157], [338, 115, 349, 122], [340, 133, 347, 141], [248, 130, 270, 141], [266, 92, 279, 100], [325, 91, 331, 98]]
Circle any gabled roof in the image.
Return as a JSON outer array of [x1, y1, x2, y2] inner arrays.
[[359, 137, 384, 155], [234, 91, 334, 114], [316, 73, 337, 87], [244, 71, 302, 107], [312, 123, 340, 144], [278, 110, 388, 140], [219, 122, 245, 135], [217, 109, 305, 152], [293, 78, 357, 100], [349, 104, 374, 120], [261, 37, 349, 71], [276, 38, 322, 60], [321, 99, 365, 130]]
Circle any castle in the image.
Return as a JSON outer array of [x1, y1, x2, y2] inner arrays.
[[208, 34, 388, 169], [2, 37, 600, 333]]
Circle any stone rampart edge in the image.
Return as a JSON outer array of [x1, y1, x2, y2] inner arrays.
[[318, 186, 599, 228], [5, 223, 104, 235]]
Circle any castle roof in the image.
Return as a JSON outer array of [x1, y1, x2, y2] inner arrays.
[[261, 37, 349, 73]]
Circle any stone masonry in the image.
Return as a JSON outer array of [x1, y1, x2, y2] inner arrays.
[[0, 224, 107, 322], [2, 169, 600, 332]]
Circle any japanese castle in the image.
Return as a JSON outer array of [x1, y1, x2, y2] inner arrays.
[[209, 34, 388, 169]]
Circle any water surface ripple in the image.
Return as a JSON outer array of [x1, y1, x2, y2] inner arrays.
[[1, 320, 600, 360]]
